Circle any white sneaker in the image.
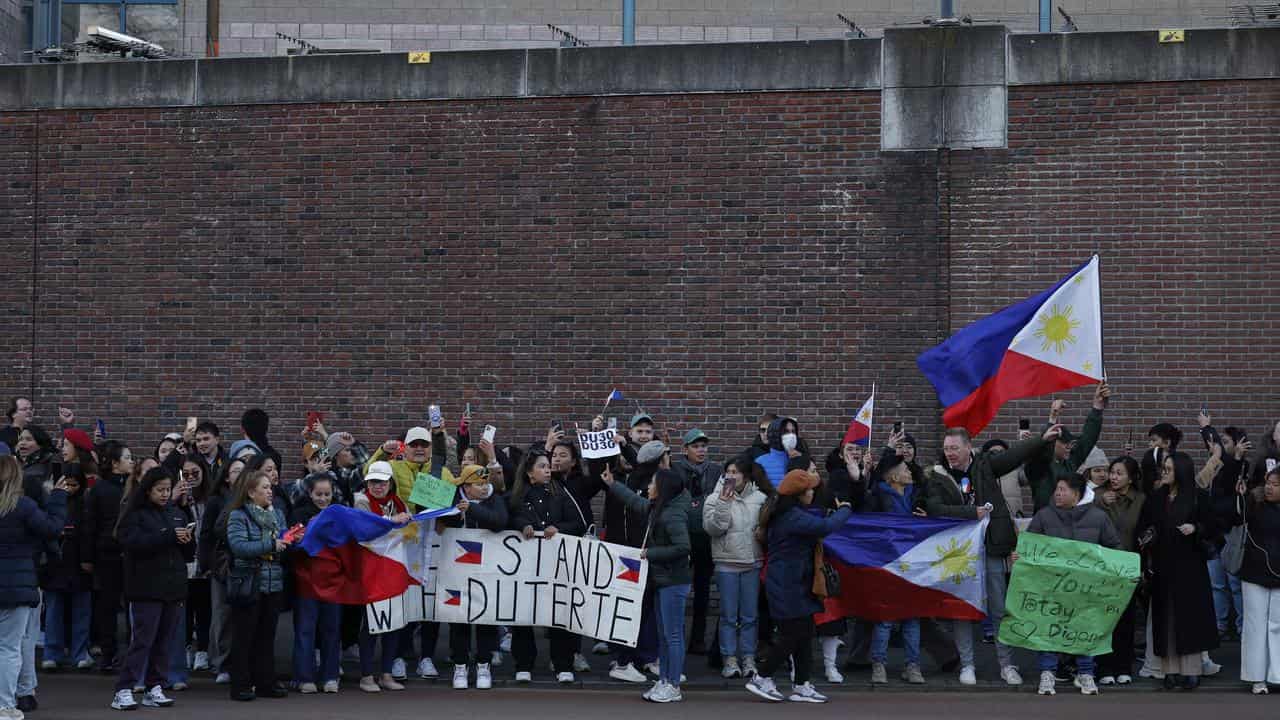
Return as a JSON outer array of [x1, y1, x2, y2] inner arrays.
[[298, 682, 318, 694], [870, 662, 888, 684], [592, 641, 611, 655], [652, 682, 683, 703], [452, 664, 469, 689], [359, 676, 381, 693], [721, 657, 742, 679], [1099, 675, 1115, 685], [110, 689, 137, 711], [1252, 682, 1269, 695], [557, 671, 575, 684], [77, 659, 95, 670], [573, 653, 591, 673], [1076, 673, 1099, 695], [959, 665, 977, 686], [192, 651, 210, 671], [40, 660, 56, 671], [322, 680, 339, 693], [379, 673, 405, 691], [171, 682, 189, 691], [642, 680, 665, 702], [1202, 655, 1222, 676], [1138, 663, 1164, 680], [1000, 665, 1023, 686], [610, 662, 648, 683], [824, 663, 844, 683], [643, 661, 660, 676], [741, 657, 758, 677], [0, 708, 23, 720], [215, 672, 230, 685], [745, 675, 784, 702], [141, 686, 174, 708], [515, 671, 532, 683], [476, 663, 492, 690], [788, 682, 828, 703], [1116, 674, 1132, 685], [391, 657, 407, 680], [417, 657, 439, 678], [1038, 671, 1056, 696]]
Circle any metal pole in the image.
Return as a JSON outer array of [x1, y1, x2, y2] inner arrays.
[[207, 0, 220, 56], [622, 0, 635, 45], [940, 0, 954, 18], [1039, 0, 1051, 31], [119, 0, 127, 33]]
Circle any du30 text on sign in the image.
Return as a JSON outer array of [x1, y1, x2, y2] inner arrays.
[[435, 529, 649, 647]]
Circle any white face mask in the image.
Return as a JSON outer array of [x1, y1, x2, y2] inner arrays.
[[781, 433, 798, 452]]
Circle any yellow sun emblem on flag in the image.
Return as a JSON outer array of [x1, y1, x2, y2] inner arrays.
[[933, 538, 978, 585], [396, 521, 422, 543], [859, 410, 872, 422], [1033, 304, 1081, 355]]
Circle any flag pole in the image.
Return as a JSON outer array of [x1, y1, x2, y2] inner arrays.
[[869, 382, 876, 451]]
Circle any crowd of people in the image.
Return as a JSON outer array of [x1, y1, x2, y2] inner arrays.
[[0, 385, 1278, 716]]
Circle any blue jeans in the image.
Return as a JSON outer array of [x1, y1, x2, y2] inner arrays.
[[294, 596, 342, 684], [1207, 554, 1244, 634], [655, 584, 690, 686], [716, 569, 759, 659], [18, 599, 37, 699], [872, 619, 921, 665], [43, 591, 92, 665], [0, 606, 34, 709], [1039, 651, 1094, 675]]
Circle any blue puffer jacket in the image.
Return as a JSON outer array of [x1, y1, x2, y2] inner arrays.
[[763, 503, 852, 620], [226, 506, 286, 594], [0, 490, 68, 607]]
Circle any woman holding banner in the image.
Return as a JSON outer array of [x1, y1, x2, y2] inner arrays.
[[352, 462, 410, 693], [1138, 451, 1218, 690], [602, 466, 693, 703], [745, 469, 852, 704], [445, 464, 509, 691], [507, 450, 586, 684]]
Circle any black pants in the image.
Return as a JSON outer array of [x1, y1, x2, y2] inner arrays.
[[229, 591, 283, 696], [449, 624, 498, 665], [187, 578, 212, 652], [1097, 597, 1138, 678], [93, 557, 125, 664], [512, 627, 575, 673], [398, 621, 441, 661], [690, 534, 714, 648], [758, 617, 814, 684]]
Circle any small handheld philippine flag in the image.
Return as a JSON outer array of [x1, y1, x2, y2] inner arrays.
[[444, 589, 462, 606], [616, 557, 642, 583], [842, 392, 875, 447], [456, 540, 483, 565], [605, 389, 624, 407]]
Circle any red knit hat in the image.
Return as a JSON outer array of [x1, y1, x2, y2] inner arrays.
[[63, 428, 94, 453]]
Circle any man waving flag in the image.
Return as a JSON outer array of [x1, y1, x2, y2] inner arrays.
[[917, 256, 1103, 436]]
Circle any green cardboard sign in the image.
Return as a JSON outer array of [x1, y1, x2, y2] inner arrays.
[[409, 472, 457, 510], [998, 532, 1140, 656]]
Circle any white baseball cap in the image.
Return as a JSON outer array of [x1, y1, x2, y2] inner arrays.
[[404, 427, 432, 445], [366, 461, 394, 483]]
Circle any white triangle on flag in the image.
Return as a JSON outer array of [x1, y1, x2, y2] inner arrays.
[[1008, 255, 1104, 381]]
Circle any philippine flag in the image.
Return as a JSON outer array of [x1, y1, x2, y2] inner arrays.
[[842, 392, 875, 447], [444, 589, 462, 606], [455, 540, 483, 565], [296, 505, 458, 605], [917, 255, 1103, 436], [821, 513, 990, 622], [616, 557, 642, 583], [605, 389, 624, 406]]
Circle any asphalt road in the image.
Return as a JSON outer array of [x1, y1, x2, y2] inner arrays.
[[36, 673, 1274, 720]]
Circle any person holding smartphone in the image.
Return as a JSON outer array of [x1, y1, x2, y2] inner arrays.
[[111, 467, 196, 711]]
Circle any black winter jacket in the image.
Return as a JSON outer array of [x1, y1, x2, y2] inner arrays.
[[510, 483, 586, 537], [81, 473, 127, 565], [118, 503, 195, 603], [40, 490, 91, 593], [0, 491, 67, 607]]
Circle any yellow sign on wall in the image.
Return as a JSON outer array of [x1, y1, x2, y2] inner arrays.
[[1158, 29, 1185, 43], [408, 51, 432, 64]]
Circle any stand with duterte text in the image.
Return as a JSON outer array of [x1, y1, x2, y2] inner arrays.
[[997, 532, 1139, 656], [368, 529, 649, 647]]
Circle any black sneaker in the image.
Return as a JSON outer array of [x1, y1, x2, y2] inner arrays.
[[16, 695, 36, 712], [1055, 668, 1075, 684]]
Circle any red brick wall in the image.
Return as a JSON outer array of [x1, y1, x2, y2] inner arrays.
[[2, 81, 1278, 476]]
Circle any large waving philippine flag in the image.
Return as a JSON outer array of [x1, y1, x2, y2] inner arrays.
[[917, 255, 1103, 436], [842, 391, 875, 447], [821, 513, 990, 622], [296, 504, 458, 604]]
